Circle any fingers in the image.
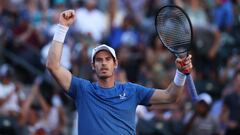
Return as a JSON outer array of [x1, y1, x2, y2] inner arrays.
[[61, 10, 75, 20], [176, 55, 193, 74], [59, 10, 76, 26], [176, 55, 192, 63], [181, 62, 192, 73]]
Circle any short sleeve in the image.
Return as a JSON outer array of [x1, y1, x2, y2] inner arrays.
[[133, 83, 155, 106], [67, 76, 90, 100]]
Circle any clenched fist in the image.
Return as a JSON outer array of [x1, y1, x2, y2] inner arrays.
[[175, 55, 193, 74], [59, 10, 76, 27]]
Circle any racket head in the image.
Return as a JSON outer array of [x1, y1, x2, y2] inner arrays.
[[155, 5, 193, 56]]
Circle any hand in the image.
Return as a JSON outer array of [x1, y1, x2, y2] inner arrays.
[[34, 76, 43, 86], [175, 55, 193, 74], [59, 10, 76, 27], [228, 120, 238, 129]]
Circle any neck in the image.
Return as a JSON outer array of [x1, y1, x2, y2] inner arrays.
[[97, 76, 115, 88]]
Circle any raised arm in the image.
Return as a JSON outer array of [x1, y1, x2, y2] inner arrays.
[[46, 10, 75, 91], [149, 55, 192, 104]]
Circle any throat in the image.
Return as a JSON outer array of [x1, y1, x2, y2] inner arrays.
[[97, 77, 115, 88]]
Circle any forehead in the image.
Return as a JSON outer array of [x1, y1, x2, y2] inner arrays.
[[95, 50, 113, 58]]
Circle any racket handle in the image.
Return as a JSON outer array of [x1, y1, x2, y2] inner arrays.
[[186, 74, 199, 102]]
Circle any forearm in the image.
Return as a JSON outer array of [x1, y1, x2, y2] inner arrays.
[[45, 17, 73, 90], [46, 41, 64, 71], [167, 69, 186, 102], [20, 87, 36, 125], [183, 114, 197, 134], [165, 82, 184, 102], [37, 94, 50, 114], [46, 23, 69, 70], [150, 70, 186, 104]]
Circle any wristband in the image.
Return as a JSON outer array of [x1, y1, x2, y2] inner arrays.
[[173, 69, 186, 86], [53, 24, 69, 43]]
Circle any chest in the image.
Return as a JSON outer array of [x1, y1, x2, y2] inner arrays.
[[77, 88, 137, 117]]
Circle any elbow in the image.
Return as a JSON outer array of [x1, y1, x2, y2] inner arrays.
[[168, 94, 178, 103], [171, 97, 178, 103], [45, 60, 53, 71]]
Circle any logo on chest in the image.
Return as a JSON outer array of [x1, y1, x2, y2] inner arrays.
[[119, 92, 127, 100]]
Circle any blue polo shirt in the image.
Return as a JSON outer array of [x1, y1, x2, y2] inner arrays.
[[67, 76, 155, 135]]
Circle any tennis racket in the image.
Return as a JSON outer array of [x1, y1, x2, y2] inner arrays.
[[155, 5, 199, 101]]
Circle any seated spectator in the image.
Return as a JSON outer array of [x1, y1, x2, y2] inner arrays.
[[19, 77, 65, 135], [0, 64, 24, 117]]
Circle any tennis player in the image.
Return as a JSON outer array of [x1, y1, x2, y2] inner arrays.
[[46, 10, 193, 135]]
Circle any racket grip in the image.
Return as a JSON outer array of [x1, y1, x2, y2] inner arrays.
[[186, 74, 199, 102]]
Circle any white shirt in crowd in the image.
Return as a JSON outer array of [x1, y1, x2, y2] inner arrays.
[[74, 8, 107, 42], [0, 82, 20, 114]]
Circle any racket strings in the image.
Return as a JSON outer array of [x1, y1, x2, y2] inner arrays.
[[157, 16, 190, 43], [156, 8, 191, 53]]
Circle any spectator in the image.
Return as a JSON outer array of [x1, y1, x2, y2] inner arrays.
[[19, 78, 65, 135], [108, 14, 139, 49], [212, 0, 234, 32], [220, 70, 240, 135], [183, 93, 220, 135], [0, 64, 25, 135], [74, 0, 107, 42], [0, 64, 24, 117]]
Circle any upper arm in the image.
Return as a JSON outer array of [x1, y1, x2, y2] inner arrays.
[[49, 66, 72, 91], [133, 83, 155, 105], [46, 40, 72, 91]]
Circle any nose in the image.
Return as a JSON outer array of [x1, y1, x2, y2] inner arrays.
[[102, 59, 107, 66]]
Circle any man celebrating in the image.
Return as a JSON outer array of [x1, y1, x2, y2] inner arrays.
[[46, 10, 193, 135]]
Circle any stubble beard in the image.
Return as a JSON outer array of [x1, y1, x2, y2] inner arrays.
[[97, 72, 113, 80]]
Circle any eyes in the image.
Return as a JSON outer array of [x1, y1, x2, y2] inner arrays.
[[95, 57, 113, 63]]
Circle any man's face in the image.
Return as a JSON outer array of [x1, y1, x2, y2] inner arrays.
[[93, 50, 117, 79], [196, 101, 209, 116]]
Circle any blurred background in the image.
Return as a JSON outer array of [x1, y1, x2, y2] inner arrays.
[[0, 0, 240, 135]]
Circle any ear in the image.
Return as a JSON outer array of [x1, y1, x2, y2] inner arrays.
[[91, 63, 95, 70], [114, 60, 118, 69]]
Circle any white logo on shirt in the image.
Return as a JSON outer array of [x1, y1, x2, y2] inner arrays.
[[119, 93, 126, 100]]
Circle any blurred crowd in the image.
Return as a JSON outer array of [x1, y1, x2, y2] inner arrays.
[[0, 0, 240, 135]]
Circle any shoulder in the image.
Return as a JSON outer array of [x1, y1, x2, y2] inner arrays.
[[119, 82, 153, 91], [119, 82, 138, 88], [68, 76, 93, 98], [71, 76, 92, 87], [72, 76, 90, 82]]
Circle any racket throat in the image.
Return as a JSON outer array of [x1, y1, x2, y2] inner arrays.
[[175, 52, 188, 58]]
